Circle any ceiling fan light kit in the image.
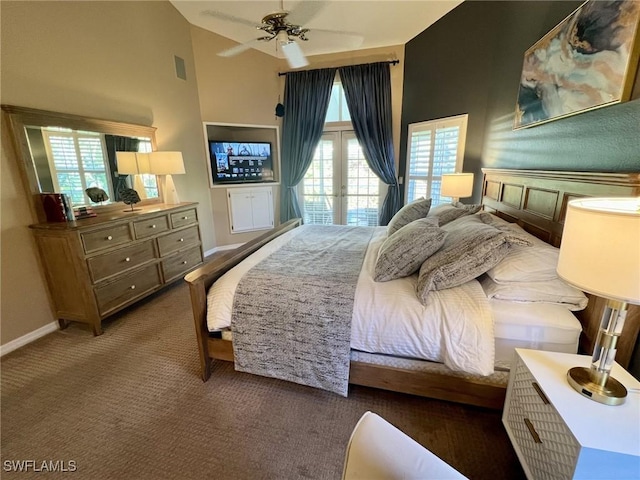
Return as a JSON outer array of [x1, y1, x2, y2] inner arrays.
[[208, 1, 363, 69]]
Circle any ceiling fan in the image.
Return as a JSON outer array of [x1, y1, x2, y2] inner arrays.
[[201, 1, 363, 69]]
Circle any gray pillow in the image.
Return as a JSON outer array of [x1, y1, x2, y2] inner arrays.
[[387, 198, 432, 235], [453, 201, 482, 214], [415, 213, 532, 304], [426, 203, 473, 226], [375, 218, 446, 282]]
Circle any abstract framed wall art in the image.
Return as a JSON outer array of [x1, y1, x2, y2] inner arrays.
[[514, 0, 640, 129]]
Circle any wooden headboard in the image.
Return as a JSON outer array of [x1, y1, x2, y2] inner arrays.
[[481, 168, 640, 369]]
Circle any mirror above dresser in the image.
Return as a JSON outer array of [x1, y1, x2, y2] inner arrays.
[[2, 105, 161, 222]]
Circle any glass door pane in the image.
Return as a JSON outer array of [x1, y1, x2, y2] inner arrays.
[[300, 133, 339, 224], [342, 132, 380, 226]]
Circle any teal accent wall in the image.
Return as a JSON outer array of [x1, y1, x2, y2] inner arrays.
[[400, 1, 640, 202], [400, 1, 640, 379]]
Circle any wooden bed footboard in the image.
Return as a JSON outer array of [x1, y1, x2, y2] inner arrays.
[[184, 219, 302, 381]]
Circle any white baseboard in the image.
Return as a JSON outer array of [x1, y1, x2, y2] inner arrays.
[[1, 321, 59, 357], [204, 243, 245, 258]]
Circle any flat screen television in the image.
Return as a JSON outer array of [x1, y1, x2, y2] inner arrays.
[[209, 141, 274, 185]]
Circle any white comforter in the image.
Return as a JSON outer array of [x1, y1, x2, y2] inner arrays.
[[207, 225, 495, 376]]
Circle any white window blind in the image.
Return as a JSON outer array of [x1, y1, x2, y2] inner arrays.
[[405, 114, 468, 206]]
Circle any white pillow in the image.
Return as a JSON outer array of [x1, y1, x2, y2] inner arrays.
[[486, 223, 559, 283], [479, 275, 588, 311]]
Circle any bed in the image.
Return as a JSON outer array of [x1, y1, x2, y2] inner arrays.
[[185, 169, 640, 409]]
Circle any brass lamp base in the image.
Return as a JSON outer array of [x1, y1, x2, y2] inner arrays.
[[567, 367, 627, 406]]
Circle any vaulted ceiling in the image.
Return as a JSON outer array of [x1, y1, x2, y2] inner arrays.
[[170, 1, 462, 59]]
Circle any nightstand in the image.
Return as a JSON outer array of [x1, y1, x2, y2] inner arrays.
[[503, 349, 640, 479]]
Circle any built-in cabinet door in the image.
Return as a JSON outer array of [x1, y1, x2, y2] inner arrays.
[[250, 188, 274, 230], [227, 187, 274, 233]]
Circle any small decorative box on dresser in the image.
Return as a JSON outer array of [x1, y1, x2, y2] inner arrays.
[[503, 349, 640, 480], [30, 202, 204, 335]]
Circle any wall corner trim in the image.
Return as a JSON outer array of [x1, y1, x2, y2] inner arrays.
[[0, 321, 59, 357]]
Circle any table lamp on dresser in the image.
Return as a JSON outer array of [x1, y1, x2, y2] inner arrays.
[[149, 151, 186, 204], [557, 197, 640, 406], [115, 152, 151, 200]]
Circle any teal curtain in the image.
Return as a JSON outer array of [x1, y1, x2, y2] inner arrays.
[[338, 62, 400, 226], [105, 135, 140, 201], [280, 67, 337, 222]]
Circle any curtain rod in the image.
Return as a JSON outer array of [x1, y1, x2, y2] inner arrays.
[[278, 59, 400, 77]]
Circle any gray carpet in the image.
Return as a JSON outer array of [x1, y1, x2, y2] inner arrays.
[[1, 282, 525, 479]]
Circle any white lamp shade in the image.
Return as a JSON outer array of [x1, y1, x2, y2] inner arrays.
[[149, 151, 185, 175], [116, 152, 151, 174], [557, 197, 640, 304], [441, 173, 474, 198]]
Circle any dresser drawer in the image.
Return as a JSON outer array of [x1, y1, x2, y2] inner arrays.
[[157, 226, 200, 257], [133, 215, 170, 239], [94, 264, 161, 315], [505, 359, 580, 479], [170, 208, 198, 229], [81, 224, 132, 254], [87, 240, 156, 283], [162, 246, 203, 282]]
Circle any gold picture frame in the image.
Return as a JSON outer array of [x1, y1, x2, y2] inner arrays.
[[514, 0, 640, 129]]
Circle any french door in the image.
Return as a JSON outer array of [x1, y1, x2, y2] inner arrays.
[[300, 131, 381, 226]]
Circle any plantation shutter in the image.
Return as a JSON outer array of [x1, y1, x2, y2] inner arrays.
[[405, 114, 468, 206], [43, 130, 112, 205]]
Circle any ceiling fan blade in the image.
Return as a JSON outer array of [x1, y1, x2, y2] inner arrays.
[[200, 9, 261, 28], [286, 0, 327, 26], [281, 40, 309, 69], [218, 38, 265, 58]]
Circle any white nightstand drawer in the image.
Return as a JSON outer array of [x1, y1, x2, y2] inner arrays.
[[503, 349, 640, 480], [505, 359, 580, 479]]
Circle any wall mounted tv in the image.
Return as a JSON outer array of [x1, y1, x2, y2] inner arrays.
[[209, 141, 274, 185]]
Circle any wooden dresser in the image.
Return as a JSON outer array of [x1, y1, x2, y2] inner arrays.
[[30, 202, 204, 335]]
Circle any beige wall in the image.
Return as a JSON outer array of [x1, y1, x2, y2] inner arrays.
[[191, 29, 405, 246], [0, 1, 212, 345], [0, 2, 406, 346], [191, 25, 283, 247]]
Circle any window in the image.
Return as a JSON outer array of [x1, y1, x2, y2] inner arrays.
[[405, 114, 468, 206], [324, 82, 351, 123], [42, 129, 112, 206], [300, 82, 382, 226]]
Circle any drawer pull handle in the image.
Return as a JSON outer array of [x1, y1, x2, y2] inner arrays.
[[532, 382, 550, 405], [524, 418, 542, 444], [125, 257, 131, 262], [106, 235, 113, 240], [130, 285, 136, 290], [179, 238, 184, 242], [151, 224, 157, 229], [182, 260, 188, 265], [182, 216, 188, 220]]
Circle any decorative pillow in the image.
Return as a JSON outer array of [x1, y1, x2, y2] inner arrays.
[[387, 197, 432, 235], [426, 203, 473, 226], [479, 275, 588, 311], [486, 223, 560, 283], [453, 201, 482, 214], [374, 218, 446, 282], [415, 214, 532, 304]]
